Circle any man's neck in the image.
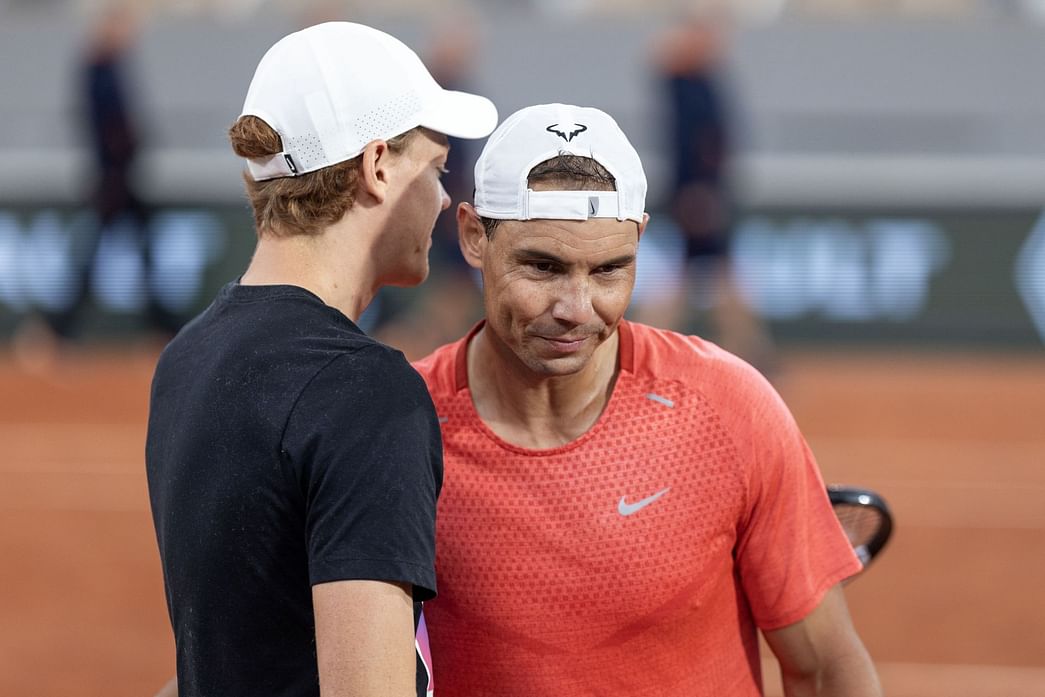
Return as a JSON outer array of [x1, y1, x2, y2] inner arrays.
[[466, 326, 621, 449], [240, 218, 378, 322]]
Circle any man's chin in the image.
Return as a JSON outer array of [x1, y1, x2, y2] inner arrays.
[[521, 351, 592, 377], [386, 264, 430, 288]]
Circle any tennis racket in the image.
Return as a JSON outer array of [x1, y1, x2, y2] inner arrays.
[[828, 485, 893, 572]]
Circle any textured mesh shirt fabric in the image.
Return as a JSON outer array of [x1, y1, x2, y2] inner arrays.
[[412, 320, 862, 697]]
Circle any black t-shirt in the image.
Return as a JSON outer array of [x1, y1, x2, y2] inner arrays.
[[146, 282, 442, 697]]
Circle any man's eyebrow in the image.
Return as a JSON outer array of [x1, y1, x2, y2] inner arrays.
[[594, 254, 636, 267], [511, 249, 636, 268], [512, 248, 568, 265], [428, 130, 450, 147]]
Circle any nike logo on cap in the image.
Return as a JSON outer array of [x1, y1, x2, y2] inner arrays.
[[618, 487, 670, 516]]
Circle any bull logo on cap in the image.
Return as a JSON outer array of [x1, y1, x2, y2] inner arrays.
[[546, 123, 587, 143]]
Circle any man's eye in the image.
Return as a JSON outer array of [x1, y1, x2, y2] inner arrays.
[[531, 261, 555, 273]]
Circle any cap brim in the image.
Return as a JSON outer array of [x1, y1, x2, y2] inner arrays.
[[416, 89, 498, 140]]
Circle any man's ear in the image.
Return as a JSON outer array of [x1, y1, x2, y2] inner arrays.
[[359, 140, 391, 204], [457, 202, 487, 270], [637, 212, 650, 241]]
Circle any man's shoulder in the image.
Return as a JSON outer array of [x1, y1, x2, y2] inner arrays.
[[411, 336, 465, 397], [626, 321, 771, 398], [156, 284, 404, 402], [628, 321, 742, 373]]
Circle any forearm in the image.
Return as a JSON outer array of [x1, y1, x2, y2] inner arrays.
[[781, 645, 883, 697], [313, 580, 417, 697], [152, 676, 177, 697]]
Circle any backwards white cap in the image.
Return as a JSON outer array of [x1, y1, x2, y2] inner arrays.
[[473, 103, 647, 224], [240, 22, 498, 181]]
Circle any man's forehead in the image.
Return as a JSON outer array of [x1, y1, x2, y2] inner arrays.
[[420, 127, 450, 147], [413, 128, 449, 156], [497, 218, 638, 254]]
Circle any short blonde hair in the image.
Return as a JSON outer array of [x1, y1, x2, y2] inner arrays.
[[228, 116, 417, 237]]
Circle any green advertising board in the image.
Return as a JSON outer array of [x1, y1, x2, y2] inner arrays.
[[0, 203, 1042, 348], [727, 209, 1045, 347]]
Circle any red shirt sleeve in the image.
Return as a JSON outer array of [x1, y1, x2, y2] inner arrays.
[[717, 358, 862, 630]]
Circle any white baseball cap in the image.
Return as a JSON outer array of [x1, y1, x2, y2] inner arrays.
[[473, 103, 647, 224], [240, 22, 498, 181]]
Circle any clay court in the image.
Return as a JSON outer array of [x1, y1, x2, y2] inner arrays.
[[1, 345, 1043, 696]]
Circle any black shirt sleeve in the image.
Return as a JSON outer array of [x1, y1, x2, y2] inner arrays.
[[282, 345, 443, 601]]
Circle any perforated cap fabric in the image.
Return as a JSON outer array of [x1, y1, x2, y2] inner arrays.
[[240, 22, 498, 181], [473, 103, 647, 223]]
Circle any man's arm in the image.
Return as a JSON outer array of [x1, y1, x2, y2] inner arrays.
[[152, 676, 177, 697], [313, 579, 417, 697], [763, 584, 883, 697]]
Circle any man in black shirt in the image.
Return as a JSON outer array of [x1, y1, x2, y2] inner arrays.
[[145, 22, 496, 697]]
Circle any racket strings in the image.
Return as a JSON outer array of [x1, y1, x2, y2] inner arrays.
[[828, 486, 894, 576], [835, 504, 885, 548]]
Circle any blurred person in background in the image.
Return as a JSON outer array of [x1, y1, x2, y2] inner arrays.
[[376, 17, 486, 360], [414, 103, 880, 697], [48, 4, 176, 342], [644, 12, 775, 373], [146, 22, 496, 697]]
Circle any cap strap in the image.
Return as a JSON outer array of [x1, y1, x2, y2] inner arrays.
[[523, 190, 624, 221], [246, 152, 298, 181]]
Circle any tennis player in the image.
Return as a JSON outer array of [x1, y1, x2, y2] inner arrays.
[[145, 22, 495, 697], [413, 103, 881, 696]]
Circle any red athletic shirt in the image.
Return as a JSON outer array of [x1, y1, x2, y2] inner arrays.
[[413, 321, 861, 696]]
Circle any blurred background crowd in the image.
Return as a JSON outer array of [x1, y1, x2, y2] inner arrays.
[[1, 0, 1043, 367]]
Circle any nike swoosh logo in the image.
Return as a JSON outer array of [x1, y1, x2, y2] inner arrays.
[[618, 487, 670, 516]]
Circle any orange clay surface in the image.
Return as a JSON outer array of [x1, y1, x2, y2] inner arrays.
[[1, 345, 1043, 697]]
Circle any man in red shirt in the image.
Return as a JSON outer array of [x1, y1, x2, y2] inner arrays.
[[413, 103, 881, 696]]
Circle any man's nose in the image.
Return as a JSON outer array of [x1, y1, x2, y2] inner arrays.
[[550, 276, 594, 325], [439, 181, 451, 211]]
